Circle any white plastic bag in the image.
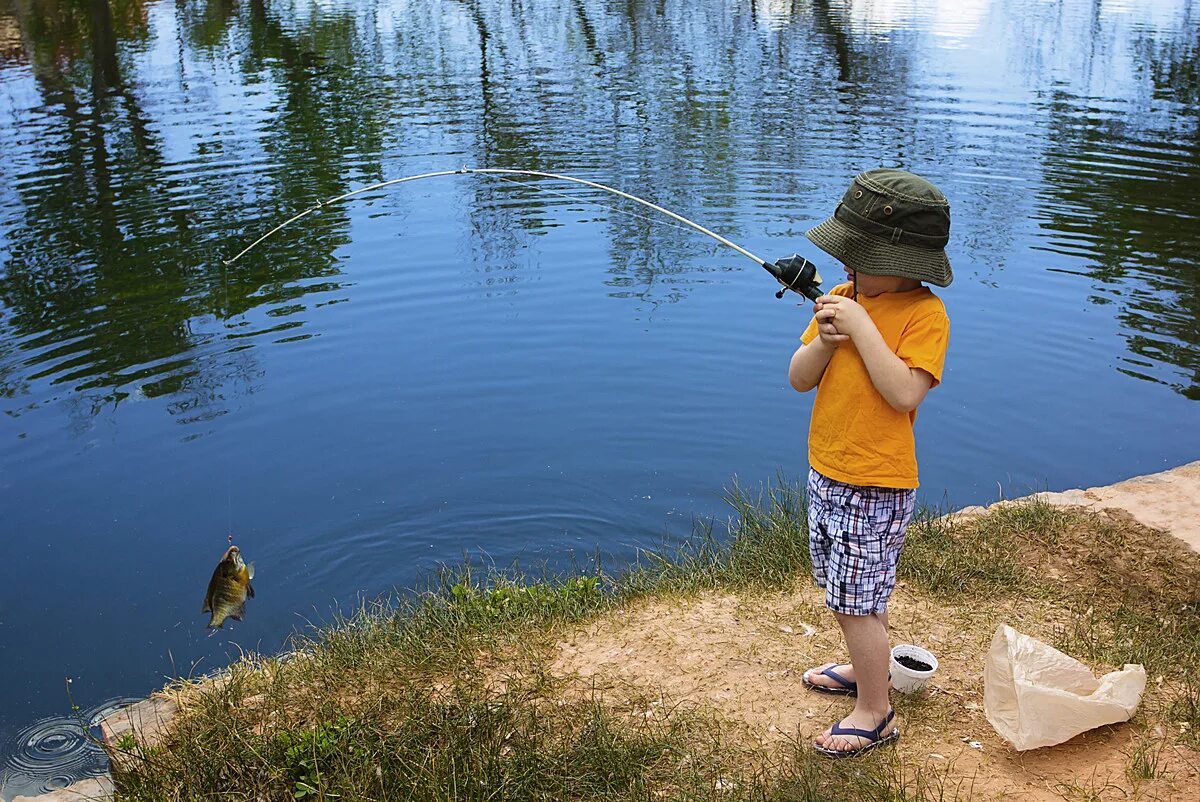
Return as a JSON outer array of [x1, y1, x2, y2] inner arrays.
[[984, 624, 1146, 751]]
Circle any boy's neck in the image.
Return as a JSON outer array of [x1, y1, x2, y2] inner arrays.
[[856, 275, 923, 297]]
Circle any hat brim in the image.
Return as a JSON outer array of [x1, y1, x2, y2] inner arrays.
[[805, 215, 953, 288]]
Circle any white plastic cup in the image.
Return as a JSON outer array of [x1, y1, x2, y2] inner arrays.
[[890, 644, 939, 693]]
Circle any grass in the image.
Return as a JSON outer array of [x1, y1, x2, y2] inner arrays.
[[114, 673, 971, 801], [1125, 728, 1167, 782], [899, 498, 1071, 596], [111, 659, 974, 801], [121, 678, 740, 800], [107, 479, 1200, 800]]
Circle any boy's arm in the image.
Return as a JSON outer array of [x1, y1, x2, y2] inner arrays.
[[813, 295, 934, 412], [790, 298, 849, 392], [788, 336, 838, 392], [851, 326, 933, 412]]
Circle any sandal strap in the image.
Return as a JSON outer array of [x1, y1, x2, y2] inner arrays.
[[819, 665, 857, 690], [829, 709, 896, 743], [828, 721, 879, 741]]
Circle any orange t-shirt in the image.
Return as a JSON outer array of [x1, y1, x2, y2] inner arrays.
[[800, 283, 949, 489]]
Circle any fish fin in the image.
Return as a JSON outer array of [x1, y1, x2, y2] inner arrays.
[[247, 583, 255, 599], [231, 602, 246, 622], [202, 600, 212, 613], [248, 562, 255, 581]]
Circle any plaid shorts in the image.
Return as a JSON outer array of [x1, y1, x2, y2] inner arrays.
[[807, 468, 916, 616]]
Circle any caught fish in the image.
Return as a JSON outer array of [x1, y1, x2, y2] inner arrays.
[[203, 545, 255, 629]]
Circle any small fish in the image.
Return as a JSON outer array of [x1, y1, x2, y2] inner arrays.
[[203, 545, 255, 629]]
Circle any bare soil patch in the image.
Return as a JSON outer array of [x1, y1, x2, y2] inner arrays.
[[550, 506, 1200, 801]]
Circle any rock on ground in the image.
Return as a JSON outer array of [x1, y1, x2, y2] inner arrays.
[[1033, 460, 1200, 553], [11, 777, 112, 802]]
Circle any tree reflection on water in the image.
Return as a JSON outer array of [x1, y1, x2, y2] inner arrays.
[[0, 0, 1198, 424], [1033, 10, 1200, 399]]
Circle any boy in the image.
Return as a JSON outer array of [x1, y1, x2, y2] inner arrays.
[[787, 169, 952, 758]]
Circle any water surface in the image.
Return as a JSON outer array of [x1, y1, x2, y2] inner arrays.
[[2, 0, 1199, 794]]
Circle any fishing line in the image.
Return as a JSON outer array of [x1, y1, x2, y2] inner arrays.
[[201, 169, 829, 619], [225, 168, 765, 266], [487, 174, 701, 239], [223, 167, 825, 300], [220, 248, 234, 546]]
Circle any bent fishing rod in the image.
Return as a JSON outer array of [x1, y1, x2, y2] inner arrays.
[[224, 167, 825, 301]]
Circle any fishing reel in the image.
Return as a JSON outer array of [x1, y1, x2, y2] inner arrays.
[[764, 254, 824, 301]]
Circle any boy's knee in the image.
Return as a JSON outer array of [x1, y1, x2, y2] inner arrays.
[[831, 607, 889, 625], [832, 610, 863, 621]]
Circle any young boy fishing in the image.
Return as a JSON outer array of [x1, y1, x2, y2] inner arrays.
[[787, 169, 952, 758]]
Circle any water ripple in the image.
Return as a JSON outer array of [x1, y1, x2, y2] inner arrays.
[[0, 698, 137, 799]]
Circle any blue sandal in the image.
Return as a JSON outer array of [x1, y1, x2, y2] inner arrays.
[[814, 709, 900, 759], [802, 664, 858, 696]]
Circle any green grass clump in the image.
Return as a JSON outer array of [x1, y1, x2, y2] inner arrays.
[[1054, 596, 1200, 677], [116, 677, 729, 800], [1124, 729, 1167, 783], [1164, 681, 1200, 748], [900, 497, 1071, 596], [383, 568, 608, 671], [621, 478, 812, 597]]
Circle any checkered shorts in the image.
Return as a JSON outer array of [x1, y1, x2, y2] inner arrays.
[[807, 468, 916, 616]]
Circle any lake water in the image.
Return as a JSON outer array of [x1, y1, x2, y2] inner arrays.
[[1, 0, 1198, 794]]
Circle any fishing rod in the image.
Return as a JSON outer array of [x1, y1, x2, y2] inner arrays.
[[224, 167, 825, 301]]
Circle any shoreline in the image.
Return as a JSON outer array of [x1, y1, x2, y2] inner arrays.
[[961, 461, 1200, 554], [12, 460, 1200, 802]]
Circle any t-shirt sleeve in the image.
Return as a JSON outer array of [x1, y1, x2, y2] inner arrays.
[[800, 316, 818, 344], [897, 310, 950, 388]]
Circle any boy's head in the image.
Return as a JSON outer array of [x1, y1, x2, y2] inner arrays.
[[805, 169, 952, 288]]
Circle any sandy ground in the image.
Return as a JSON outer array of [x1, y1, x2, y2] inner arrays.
[[551, 588, 1197, 801], [15, 461, 1200, 802]]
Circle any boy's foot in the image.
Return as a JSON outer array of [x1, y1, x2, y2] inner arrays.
[[803, 663, 894, 695], [813, 708, 900, 758], [802, 663, 858, 695]]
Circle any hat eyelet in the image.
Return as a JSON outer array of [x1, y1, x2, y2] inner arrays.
[[883, 205, 893, 215], [853, 190, 863, 199]]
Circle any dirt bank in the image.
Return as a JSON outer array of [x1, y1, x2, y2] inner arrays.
[[550, 582, 1196, 800]]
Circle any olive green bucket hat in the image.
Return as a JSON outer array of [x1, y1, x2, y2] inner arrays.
[[805, 169, 953, 287]]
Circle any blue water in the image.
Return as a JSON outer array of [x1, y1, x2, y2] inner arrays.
[[1, 0, 1199, 794]]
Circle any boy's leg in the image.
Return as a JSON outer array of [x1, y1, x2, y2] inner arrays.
[[810, 480, 914, 751], [803, 605, 888, 690], [814, 611, 892, 749]]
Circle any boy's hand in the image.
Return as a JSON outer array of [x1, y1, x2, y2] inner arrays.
[[814, 294, 872, 340], [814, 311, 849, 347]]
